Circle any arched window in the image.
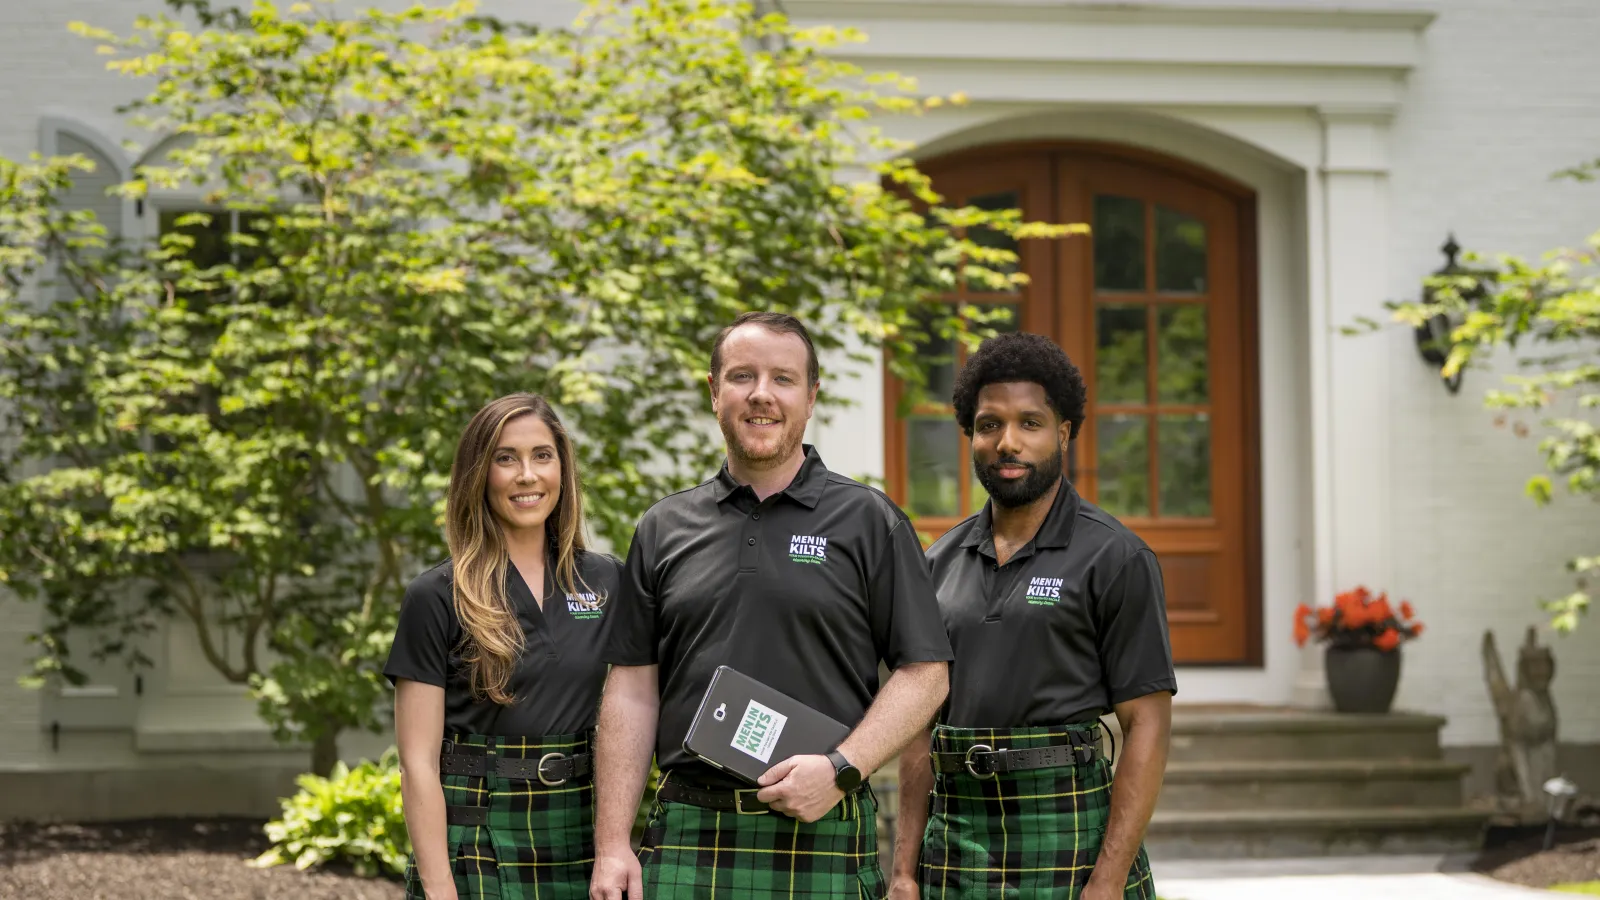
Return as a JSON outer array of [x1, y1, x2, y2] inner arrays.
[[39, 117, 131, 245], [34, 118, 143, 731]]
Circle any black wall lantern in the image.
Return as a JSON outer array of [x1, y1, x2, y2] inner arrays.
[[1414, 233, 1492, 395]]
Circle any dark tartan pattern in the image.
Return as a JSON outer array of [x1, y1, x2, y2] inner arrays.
[[404, 731, 594, 900], [917, 723, 1156, 900], [636, 775, 886, 899]]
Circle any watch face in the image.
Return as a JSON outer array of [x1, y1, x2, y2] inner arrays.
[[836, 765, 862, 791]]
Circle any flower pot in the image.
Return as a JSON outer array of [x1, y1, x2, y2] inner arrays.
[[1324, 644, 1401, 714]]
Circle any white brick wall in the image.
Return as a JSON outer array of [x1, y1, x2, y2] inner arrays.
[[0, 597, 43, 763], [1381, 0, 1600, 746], [2, 0, 1597, 756]]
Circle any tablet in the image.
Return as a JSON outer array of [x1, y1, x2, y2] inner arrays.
[[682, 666, 852, 785]]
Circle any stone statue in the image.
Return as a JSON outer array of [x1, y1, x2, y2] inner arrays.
[[1482, 626, 1559, 815]]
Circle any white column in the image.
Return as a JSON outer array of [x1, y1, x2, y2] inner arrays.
[[1292, 106, 1396, 708]]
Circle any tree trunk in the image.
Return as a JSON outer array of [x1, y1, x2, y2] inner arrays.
[[312, 729, 341, 777]]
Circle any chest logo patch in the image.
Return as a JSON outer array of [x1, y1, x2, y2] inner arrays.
[[788, 534, 828, 565], [566, 592, 604, 620], [1025, 576, 1064, 606]]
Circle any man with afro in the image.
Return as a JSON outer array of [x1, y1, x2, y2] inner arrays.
[[889, 331, 1176, 900]]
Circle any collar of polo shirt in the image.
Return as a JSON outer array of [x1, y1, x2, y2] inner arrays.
[[711, 443, 828, 510], [961, 477, 1081, 556]]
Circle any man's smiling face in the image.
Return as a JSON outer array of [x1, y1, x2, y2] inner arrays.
[[709, 323, 817, 471]]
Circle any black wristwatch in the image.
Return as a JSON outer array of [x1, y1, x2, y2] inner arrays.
[[826, 749, 862, 791]]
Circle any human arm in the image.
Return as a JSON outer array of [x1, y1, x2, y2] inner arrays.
[[756, 661, 947, 822], [590, 663, 659, 900], [889, 724, 934, 898], [1083, 692, 1171, 899], [396, 679, 458, 900], [590, 514, 663, 900], [1083, 547, 1176, 900]]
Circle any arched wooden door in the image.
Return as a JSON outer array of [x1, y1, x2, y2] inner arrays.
[[884, 143, 1262, 665]]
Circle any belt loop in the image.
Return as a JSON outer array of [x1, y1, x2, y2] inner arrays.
[[1070, 729, 1094, 766]]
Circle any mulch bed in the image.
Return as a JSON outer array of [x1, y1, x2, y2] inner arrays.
[[0, 817, 403, 900], [1471, 804, 1600, 890]]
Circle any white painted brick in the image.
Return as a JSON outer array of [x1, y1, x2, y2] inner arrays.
[[1379, 0, 1600, 747], [0, 593, 43, 763], [2, 0, 1598, 757]]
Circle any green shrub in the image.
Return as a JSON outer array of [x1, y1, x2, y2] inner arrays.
[[253, 747, 410, 878]]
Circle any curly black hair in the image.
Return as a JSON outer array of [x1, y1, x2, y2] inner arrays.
[[951, 332, 1088, 439]]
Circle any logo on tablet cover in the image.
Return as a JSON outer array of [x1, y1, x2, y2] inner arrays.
[[730, 699, 788, 764]]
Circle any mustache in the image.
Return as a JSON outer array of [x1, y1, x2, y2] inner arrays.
[[987, 456, 1035, 471]]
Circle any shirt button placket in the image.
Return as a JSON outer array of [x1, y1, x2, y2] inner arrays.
[[740, 513, 761, 570]]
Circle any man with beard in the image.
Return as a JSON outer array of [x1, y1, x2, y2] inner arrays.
[[889, 332, 1175, 900], [590, 311, 953, 900]]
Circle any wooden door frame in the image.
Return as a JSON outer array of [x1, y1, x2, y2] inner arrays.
[[881, 140, 1264, 667]]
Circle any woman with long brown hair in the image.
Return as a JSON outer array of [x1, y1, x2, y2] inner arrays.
[[385, 393, 619, 900]]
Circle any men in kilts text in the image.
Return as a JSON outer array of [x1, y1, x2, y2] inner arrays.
[[591, 312, 956, 900], [892, 333, 1177, 900]]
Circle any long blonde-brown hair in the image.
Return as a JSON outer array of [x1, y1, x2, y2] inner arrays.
[[444, 393, 597, 705]]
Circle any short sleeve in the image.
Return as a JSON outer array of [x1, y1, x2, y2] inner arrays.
[[384, 573, 457, 688], [604, 514, 661, 666], [1094, 548, 1178, 705], [869, 513, 955, 670]]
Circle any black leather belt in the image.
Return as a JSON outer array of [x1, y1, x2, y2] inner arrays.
[[439, 739, 592, 786], [655, 779, 774, 815], [932, 727, 1101, 778], [447, 805, 488, 826]]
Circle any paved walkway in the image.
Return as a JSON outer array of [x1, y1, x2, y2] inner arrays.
[[1151, 855, 1567, 898]]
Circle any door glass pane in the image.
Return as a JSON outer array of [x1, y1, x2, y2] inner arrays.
[[1095, 304, 1148, 405], [1156, 304, 1209, 404], [907, 417, 960, 517], [1156, 206, 1207, 294], [159, 208, 232, 271], [966, 191, 1020, 292], [1158, 413, 1212, 517], [1093, 195, 1145, 292], [1095, 414, 1149, 517], [969, 457, 988, 514], [910, 306, 957, 406]]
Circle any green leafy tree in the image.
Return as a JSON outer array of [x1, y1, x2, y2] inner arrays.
[[1377, 164, 1600, 633], [0, 0, 1077, 774]]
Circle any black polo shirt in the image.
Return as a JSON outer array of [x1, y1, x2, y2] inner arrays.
[[606, 445, 953, 784], [384, 549, 622, 737], [926, 481, 1177, 728]]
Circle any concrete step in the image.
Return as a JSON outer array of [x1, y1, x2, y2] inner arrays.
[[1168, 708, 1446, 762], [1146, 806, 1490, 859], [1159, 758, 1469, 811]]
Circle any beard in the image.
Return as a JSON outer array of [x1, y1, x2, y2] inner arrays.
[[975, 446, 1063, 509], [717, 406, 805, 470]]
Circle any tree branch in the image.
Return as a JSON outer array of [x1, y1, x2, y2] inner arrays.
[[164, 556, 249, 683]]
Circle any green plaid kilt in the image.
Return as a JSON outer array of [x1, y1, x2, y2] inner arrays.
[[916, 723, 1156, 900], [636, 774, 886, 899], [404, 731, 594, 900]]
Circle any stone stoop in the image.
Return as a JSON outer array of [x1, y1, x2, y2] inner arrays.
[[1146, 706, 1491, 859]]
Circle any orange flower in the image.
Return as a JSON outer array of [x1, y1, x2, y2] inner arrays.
[[1369, 596, 1393, 624], [1317, 607, 1334, 627], [1410, 622, 1425, 637], [1374, 628, 1401, 652], [1293, 604, 1311, 647], [1341, 603, 1369, 628], [1400, 601, 1415, 620]]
